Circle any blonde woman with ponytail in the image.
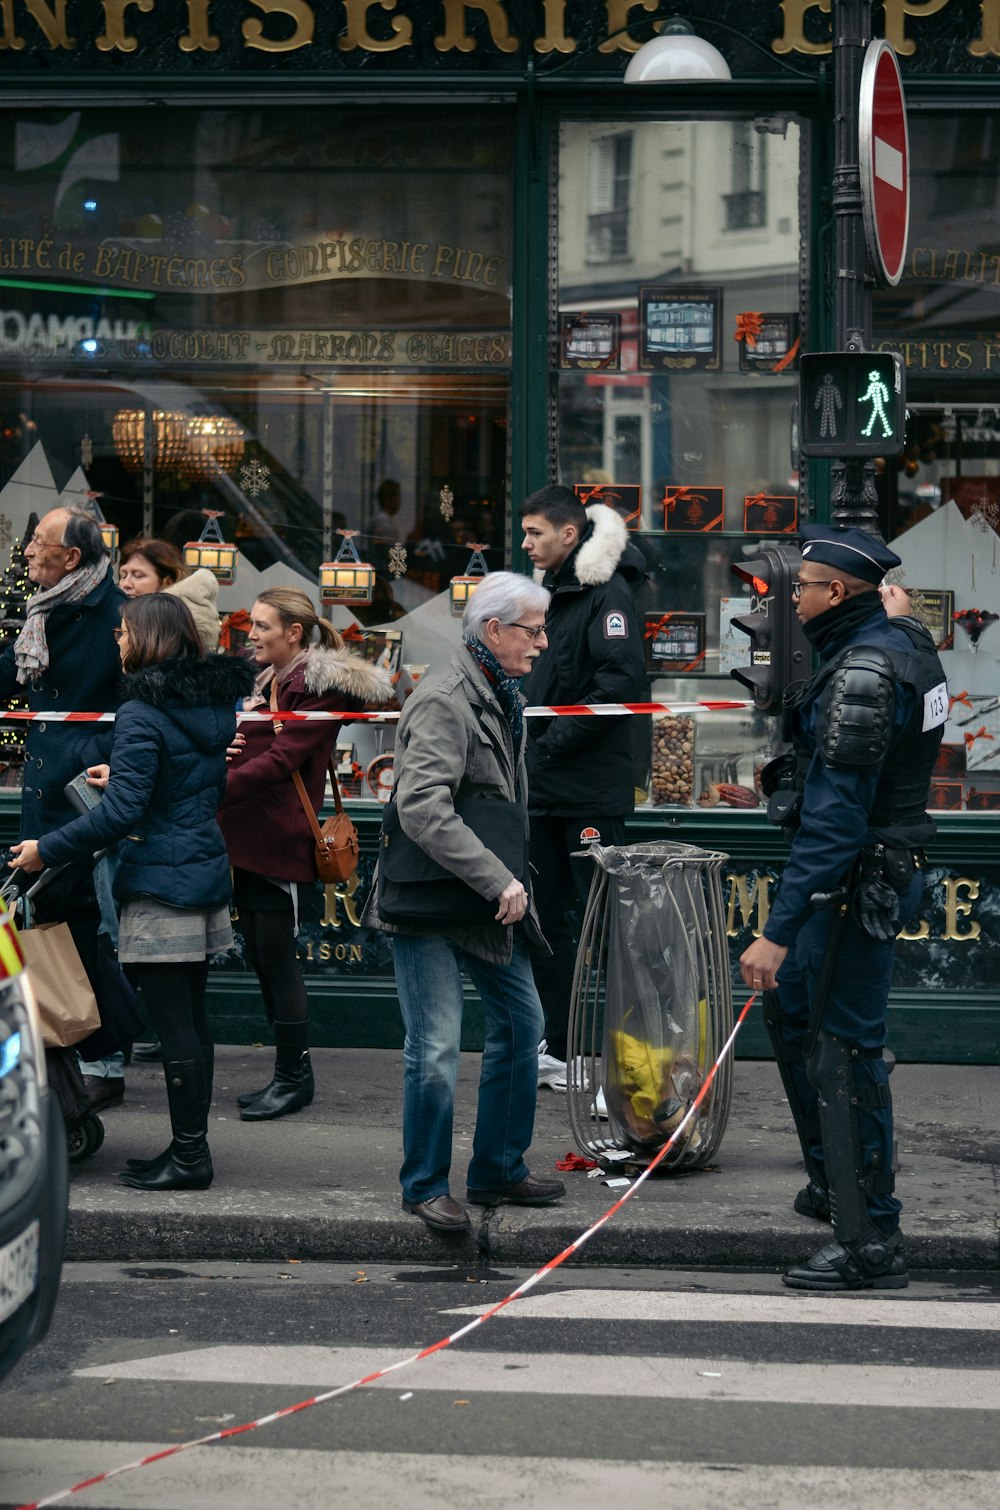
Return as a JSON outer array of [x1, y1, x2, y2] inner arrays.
[[218, 588, 393, 1120]]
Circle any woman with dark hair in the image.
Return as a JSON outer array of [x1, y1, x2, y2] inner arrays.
[[119, 535, 221, 652], [217, 587, 393, 1121], [9, 593, 255, 1191]]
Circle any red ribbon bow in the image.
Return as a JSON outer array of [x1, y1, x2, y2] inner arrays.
[[735, 311, 764, 346], [949, 690, 973, 712], [964, 725, 995, 751], [644, 613, 674, 639]]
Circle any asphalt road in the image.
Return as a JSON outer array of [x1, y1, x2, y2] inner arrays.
[[3, 1262, 1000, 1509]]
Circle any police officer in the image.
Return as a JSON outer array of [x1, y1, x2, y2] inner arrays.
[[740, 525, 947, 1291]]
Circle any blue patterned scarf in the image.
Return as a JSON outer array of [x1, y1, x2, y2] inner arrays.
[[463, 635, 524, 745]]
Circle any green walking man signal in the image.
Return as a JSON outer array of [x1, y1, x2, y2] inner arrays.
[[798, 350, 906, 459]]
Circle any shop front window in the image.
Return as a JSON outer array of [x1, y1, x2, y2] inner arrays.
[[875, 110, 1000, 817], [0, 103, 514, 802], [556, 114, 807, 813]]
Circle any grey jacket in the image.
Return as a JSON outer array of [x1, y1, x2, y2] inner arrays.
[[363, 648, 546, 965]]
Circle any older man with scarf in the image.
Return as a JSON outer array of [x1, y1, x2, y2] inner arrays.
[[1, 506, 126, 1104]]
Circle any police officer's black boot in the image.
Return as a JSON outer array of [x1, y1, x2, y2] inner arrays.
[[784, 1031, 907, 1291], [120, 1055, 213, 1191], [761, 991, 831, 1223], [239, 1020, 312, 1121]]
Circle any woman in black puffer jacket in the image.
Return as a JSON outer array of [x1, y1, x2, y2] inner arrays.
[[9, 593, 255, 1192]]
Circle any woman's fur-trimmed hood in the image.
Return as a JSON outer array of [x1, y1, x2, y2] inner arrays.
[[123, 653, 255, 708], [302, 644, 395, 705]]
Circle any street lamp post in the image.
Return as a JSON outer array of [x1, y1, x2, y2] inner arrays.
[[829, 0, 882, 534]]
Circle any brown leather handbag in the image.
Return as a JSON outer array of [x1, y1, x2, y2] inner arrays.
[[270, 679, 360, 883]]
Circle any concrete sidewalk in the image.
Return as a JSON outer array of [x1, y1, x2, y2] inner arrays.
[[65, 1047, 1000, 1271]]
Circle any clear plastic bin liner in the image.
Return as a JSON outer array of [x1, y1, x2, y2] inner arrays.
[[566, 842, 734, 1169]]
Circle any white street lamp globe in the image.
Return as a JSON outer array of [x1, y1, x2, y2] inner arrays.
[[624, 22, 732, 84]]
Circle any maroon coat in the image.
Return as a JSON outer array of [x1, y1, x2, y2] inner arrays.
[[218, 645, 394, 882]]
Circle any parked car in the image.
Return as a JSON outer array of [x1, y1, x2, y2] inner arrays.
[[0, 900, 68, 1384]]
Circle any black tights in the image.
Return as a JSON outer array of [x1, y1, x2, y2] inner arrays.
[[131, 961, 211, 1063], [240, 908, 309, 1025]]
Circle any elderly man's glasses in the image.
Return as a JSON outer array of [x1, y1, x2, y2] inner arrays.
[[505, 621, 547, 641], [790, 578, 836, 601]]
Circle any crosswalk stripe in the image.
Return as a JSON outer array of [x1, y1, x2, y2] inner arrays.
[[74, 1345, 1000, 1410], [5, 1443, 1000, 1510], [442, 1289, 1000, 1330]]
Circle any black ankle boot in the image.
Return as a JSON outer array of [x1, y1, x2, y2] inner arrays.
[[125, 1144, 174, 1173], [120, 1056, 213, 1190], [120, 1145, 214, 1191], [239, 1064, 309, 1121], [237, 1052, 314, 1109]]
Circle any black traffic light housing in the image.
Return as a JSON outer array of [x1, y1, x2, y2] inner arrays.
[[729, 546, 810, 714], [798, 350, 906, 459]]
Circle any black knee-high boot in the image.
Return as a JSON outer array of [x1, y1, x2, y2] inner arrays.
[[120, 1056, 214, 1190], [240, 1020, 312, 1121]]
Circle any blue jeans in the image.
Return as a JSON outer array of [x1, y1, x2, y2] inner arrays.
[[391, 932, 544, 1205]]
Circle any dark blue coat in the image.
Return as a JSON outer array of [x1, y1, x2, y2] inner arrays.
[[0, 570, 125, 839], [764, 598, 944, 948], [37, 654, 255, 910]]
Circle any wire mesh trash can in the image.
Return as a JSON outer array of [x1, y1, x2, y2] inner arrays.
[[566, 841, 734, 1172]]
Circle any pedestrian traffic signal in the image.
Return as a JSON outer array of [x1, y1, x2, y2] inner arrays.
[[798, 351, 906, 459], [729, 546, 810, 714]]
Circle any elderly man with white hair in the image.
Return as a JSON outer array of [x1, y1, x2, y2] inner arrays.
[[0, 506, 126, 1108], [363, 571, 566, 1233]]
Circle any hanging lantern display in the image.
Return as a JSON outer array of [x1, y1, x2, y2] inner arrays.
[[112, 409, 244, 480], [320, 531, 375, 606], [82, 493, 119, 558], [179, 415, 245, 479], [450, 543, 490, 616], [112, 409, 189, 473], [183, 510, 238, 585]]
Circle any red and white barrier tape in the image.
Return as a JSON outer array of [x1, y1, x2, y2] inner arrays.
[[0, 699, 753, 725], [15, 994, 756, 1510]]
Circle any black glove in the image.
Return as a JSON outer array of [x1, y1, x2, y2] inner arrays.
[[853, 878, 901, 941]]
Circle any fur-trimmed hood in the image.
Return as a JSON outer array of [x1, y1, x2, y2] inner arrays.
[[301, 644, 395, 705], [534, 504, 646, 591], [123, 653, 255, 709]]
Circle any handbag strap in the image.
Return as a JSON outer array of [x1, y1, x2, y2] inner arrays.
[[269, 677, 345, 845]]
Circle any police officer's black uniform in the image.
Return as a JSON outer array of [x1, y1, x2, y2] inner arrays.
[[758, 526, 947, 1291]]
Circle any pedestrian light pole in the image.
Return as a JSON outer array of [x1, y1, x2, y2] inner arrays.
[[830, 0, 877, 531]]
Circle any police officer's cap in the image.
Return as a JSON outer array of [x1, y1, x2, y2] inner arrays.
[[799, 525, 901, 586]]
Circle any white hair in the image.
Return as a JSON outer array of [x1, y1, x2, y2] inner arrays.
[[462, 570, 550, 640]]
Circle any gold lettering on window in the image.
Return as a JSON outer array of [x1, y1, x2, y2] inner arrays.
[[941, 878, 981, 941], [434, 0, 519, 54], [598, 0, 659, 53], [897, 915, 930, 941], [243, 0, 314, 54], [970, 0, 1000, 55], [179, 0, 220, 52], [321, 871, 362, 929], [0, 0, 75, 51], [535, 0, 574, 54], [725, 873, 771, 938], [773, 0, 831, 56], [339, 0, 411, 53], [95, 0, 153, 53], [882, 0, 948, 56]]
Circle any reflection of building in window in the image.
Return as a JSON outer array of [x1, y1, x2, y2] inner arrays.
[[723, 122, 767, 231], [932, 115, 1000, 216], [647, 301, 714, 351], [587, 132, 633, 263]]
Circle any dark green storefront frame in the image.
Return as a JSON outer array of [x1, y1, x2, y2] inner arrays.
[[2, 44, 997, 1062]]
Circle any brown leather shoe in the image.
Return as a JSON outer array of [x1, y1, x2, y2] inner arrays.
[[467, 1174, 566, 1207], [83, 1075, 125, 1112], [401, 1194, 471, 1232]]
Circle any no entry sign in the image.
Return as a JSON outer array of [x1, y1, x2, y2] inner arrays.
[[859, 39, 910, 287]]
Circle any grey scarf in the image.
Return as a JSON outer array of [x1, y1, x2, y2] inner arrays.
[[14, 556, 111, 686]]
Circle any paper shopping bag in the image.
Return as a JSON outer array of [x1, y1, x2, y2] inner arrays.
[[19, 922, 101, 1049]]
